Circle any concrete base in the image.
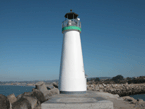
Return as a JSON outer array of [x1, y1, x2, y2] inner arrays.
[[41, 91, 114, 109]]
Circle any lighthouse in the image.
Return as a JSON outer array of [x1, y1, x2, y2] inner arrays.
[[59, 10, 86, 94]]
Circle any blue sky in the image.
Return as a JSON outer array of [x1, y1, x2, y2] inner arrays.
[[0, 0, 145, 81]]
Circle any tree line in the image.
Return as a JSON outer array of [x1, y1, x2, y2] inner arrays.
[[87, 75, 145, 84]]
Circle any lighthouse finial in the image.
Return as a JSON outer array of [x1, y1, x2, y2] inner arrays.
[[70, 9, 72, 12]]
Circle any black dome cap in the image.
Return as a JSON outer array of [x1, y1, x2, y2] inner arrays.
[[64, 9, 78, 19]]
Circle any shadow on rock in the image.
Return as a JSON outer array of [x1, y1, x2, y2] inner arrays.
[[31, 89, 46, 103], [0, 94, 10, 109], [12, 98, 31, 109], [22, 95, 39, 109]]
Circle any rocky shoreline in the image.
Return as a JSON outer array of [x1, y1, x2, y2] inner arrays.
[[0, 82, 145, 109], [87, 83, 145, 109], [0, 82, 59, 109], [87, 83, 145, 97]]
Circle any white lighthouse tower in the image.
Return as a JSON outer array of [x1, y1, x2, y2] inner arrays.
[[59, 10, 86, 94]]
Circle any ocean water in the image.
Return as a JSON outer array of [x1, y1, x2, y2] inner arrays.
[[130, 94, 145, 101], [0, 85, 34, 97]]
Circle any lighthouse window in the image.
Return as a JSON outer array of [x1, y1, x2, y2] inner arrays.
[[62, 19, 81, 28]]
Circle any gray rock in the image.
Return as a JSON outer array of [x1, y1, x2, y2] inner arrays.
[[102, 83, 107, 87], [12, 98, 31, 109], [7, 93, 17, 104], [31, 89, 46, 103], [125, 82, 128, 85], [137, 99, 145, 103], [98, 84, 104, 89], [43, 90, 53, 100], [47, 85, 54, 90], [122, 96, 137, 104], [87, 86, 92, 90], [52, 82, 58, 88], [33, 86, 53, 101], [16, 94, 23, 100], [10, 103, 12, 109], [35, 81, 48, 93], [32, 88, 38, 92], [50, 88, 60, 95], [111, 84, 114, 88], [43, 90, 52, 96], [22, 95, 38, 109], [113, 94, 119, 98], [16, 92, 33, 100], [95, 85, 99, 91], [23, 92, 33, 96], [0, 94, 10, 109], [34, 104, 41, 109], [90, 85, 94, 87], [110, 88, 114, 92]]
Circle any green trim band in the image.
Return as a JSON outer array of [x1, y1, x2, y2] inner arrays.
[[62, 26, 81, 32]]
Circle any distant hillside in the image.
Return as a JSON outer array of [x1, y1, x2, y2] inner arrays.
[[88, 77, 112, 80], [44, 80, 58, 83], [2, 77, 114, 83], [1, 79, 59, 83]]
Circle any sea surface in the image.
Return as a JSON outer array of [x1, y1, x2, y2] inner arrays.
[[0, 85, 145, 101], [130, 94, 145, 101], [0, 85, 34, 97]]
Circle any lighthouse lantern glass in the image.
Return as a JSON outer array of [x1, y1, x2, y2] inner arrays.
[[62, 18, 81, 28]]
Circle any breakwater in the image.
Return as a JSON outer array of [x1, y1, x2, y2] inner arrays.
[[0, 82, 59, 109], [87, 83, 145, 97]]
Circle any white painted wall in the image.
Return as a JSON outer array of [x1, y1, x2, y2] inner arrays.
[[59, 30, 86, 92]]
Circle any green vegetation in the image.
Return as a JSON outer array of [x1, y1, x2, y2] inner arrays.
[[87, 75, 145, 84], [95, 77, 100, 82], [111, 75, 124, 83], [128, 76, 145, 84]]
